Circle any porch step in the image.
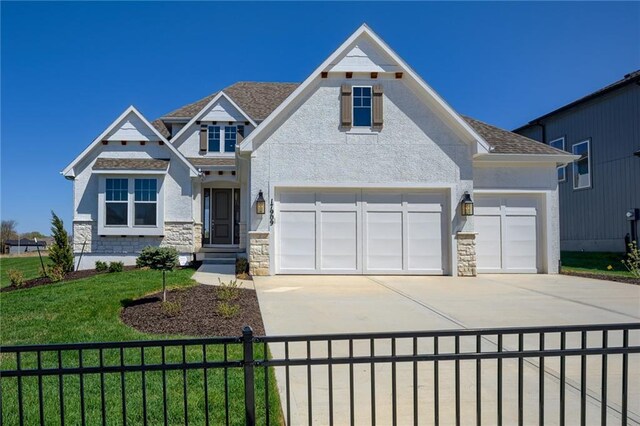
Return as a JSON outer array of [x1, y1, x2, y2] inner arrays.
[[203, 258, 236, 265], [203, 252, 237, 259]]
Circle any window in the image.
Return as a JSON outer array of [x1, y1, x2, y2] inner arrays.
[[549, 137, 566, 182], [134, 179, 157, 226], [572, 140, 591, 189], [208, 126, 220, 152], [353, 86, 372, 127], [105, 178, 128, 225], [224, 126, 236, 152]]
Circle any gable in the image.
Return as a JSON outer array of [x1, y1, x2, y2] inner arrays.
[[240, 24, 491, 155], [199, 96, 249, 123], [105, 111, 160, 141], [328, 39, 400, 73]]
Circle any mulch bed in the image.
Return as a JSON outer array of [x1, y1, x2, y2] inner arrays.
[[561, 270, 640, 285], [1, 266, 138, 293], [120, 285, 264, 336]]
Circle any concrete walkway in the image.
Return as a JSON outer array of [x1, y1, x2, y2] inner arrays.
[[255, 274, 640, 425], [191, 264, 253, 289]]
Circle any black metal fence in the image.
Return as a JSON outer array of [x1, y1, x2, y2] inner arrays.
[[1, 323, 639, 425]]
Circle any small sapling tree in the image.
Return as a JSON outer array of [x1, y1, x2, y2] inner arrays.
[[136, 246, 179, 302]]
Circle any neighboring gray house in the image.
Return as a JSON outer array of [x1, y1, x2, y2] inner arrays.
[[515, 70, 640, 252], [63, 25, 576, 275], [4, 239, 47, 255]]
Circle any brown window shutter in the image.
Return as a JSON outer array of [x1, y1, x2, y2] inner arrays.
[[372, 84, 384, 129], [199, 125, 207, 152], [341, 84, 352, 127]]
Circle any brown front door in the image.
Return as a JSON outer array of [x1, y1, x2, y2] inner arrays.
[[211, 189, 232, 244]]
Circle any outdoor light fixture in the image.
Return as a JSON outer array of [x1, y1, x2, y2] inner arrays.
[[256, 190, 266, 215], [461, 192, 474, 216]]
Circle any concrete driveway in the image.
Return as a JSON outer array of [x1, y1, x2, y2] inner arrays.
[[255, 274, 640, 425]]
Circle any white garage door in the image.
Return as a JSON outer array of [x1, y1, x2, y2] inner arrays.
[[277, 190, 447, 274], [475, 195, 540, 273]]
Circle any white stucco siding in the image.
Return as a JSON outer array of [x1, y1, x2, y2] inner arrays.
[[249, 79, 474, 233], [72, 142, 193, 223]]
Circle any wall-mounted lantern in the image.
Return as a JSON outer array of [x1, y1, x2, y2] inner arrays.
[[461, 192, 474, 216], [256, 190, 266, 215]]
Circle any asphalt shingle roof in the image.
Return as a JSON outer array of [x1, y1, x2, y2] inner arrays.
[[156, 82, 565, 155], [93, 158, 170, 170], [187, 157, 236, 167]]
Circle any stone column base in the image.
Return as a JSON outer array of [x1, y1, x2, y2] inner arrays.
[[249, 231, 270, 276], [456, 232, 477, 277]]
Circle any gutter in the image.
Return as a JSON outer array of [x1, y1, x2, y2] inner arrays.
[[474, 153, 579, 165]]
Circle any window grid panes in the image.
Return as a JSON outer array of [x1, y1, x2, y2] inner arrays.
[[134, 178, 157, 226], [105, 178, 128, 225], [208, 126, 221, 152], [224, 126, 236, 152], [353, 86, 372, 127], [572, 140, 591, 190], [549, 138, 566, 182]]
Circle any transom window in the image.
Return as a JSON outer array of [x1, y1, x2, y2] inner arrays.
[[572, 140, 591, 190], [549, 137, 566, 182], [353, 86, 372, 127], [208, 125, 237, 153], [105, 178, 128, 225], [134, 179, 157, 226]]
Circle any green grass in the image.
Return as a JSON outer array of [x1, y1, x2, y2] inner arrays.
[[0, 268, 282, 425], [561, 251, 635, 277], [0, 255, 50, 287]]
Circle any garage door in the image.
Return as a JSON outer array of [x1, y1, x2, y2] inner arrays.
[[277, 190, 447, 274], [475, 195, 540, 273]]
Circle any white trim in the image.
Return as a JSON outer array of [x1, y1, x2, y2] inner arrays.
[[61, 106, 199, 178], [548, 137, 567, 182], [239, 24, 491, 154], [169, 92, 257, 144], [572, 139, 592, 190], [473, 152, 579, 164]]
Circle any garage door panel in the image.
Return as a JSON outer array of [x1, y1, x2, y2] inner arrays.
[[365, 211, 403, 271], [475, 215, 503, 271], [279, 191, 316, 208], [279, 211, 316, 271], [504, 215, 537, 271], [320, 211, 358, 271], [407, 212, 443, 271]]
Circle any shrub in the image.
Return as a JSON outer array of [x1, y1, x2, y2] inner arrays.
[[161, 301, 182, 318], [236, 257, 249, 275], [46, 265, 66, 282], [217, 301, 240, 319], [7, 269, 24, 286], [108, 261, 124, 273], [217, 277, 240, 302], [622, 241, 640, 278], [95, 260, 108, 272], [137, 246, 179, 302], [49, 211, 74, 273]]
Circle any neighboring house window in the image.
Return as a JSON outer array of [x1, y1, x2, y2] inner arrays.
[[353, 86, 372, 127], [549, 137, 566, 182], [105, 178, 128, 225], [134, 179, 157, 226], [224, 126, 236, 153], [208, 126, 220, 152], [572, 140, 591, 189]]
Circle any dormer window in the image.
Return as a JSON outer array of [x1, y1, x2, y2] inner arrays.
[[206, 125, 237, 154], [353, 86, 372, 127], [208, 126, 221, 152], [224, 126, 237, 152]]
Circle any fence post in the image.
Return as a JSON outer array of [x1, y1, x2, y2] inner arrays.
[[243, 326, 256, 426]]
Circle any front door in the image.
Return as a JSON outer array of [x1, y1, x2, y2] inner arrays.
[[211, 189, 232, 244]]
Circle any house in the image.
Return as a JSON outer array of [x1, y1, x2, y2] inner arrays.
[[63, 25, 576, 276], [3, 239, 47, 255], [515, 70, 640, 252]]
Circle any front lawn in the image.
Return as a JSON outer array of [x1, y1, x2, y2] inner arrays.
[[560, 251, 635, 278], [0, 255, 49, 288], [0, 268, 280, 425]]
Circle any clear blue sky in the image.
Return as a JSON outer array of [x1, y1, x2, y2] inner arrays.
[[1, 1, 639, 234]]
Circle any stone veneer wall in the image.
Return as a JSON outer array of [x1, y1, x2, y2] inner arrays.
[[73, 221, 195, 254], [248, 231, 270, 276], [456, 232, 477, 277], [193, 223, 202, 252]]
